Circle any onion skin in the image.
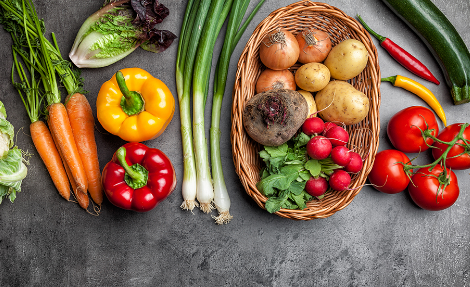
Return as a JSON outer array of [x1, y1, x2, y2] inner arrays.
[[296, 28, 332, 64], [256, 69, 296, 93], [259, 29, 299, 70]]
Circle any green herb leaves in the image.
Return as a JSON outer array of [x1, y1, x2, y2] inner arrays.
[[257, 132, 314, 213]]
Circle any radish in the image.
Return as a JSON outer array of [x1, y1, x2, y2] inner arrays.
[[329, 170, 351, 191], [325, 126, 349, 146], [302, 117, 325, 135], [331, 146, 351, 166], [306, 136, 332, 160], [322, 122, 337, 136], [344, 152, 363, 173], [305, 177, 328, 196]]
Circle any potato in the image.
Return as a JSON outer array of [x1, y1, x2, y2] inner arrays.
[[315, 81, 369, 125], [297, 90, 317, 117], [324, 39, 368, 80], [294, 62, 330, 92], [243, 89, 308, 146]]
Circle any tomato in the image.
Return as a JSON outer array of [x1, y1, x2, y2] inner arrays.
[[368, 149, 412, 194], [432, 123, 470, 170], [408, 165, 459, 211], [387, 106, 439, 153]]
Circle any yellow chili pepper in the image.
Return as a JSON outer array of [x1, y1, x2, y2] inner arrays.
[[97, 68, 175, 142], [382, 75, 447, 126]]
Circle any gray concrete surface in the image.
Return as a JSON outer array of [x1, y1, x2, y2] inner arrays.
[[0, 0, 469, 286]]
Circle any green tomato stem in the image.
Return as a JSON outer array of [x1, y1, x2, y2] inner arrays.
[[404, 123, 469, 172]]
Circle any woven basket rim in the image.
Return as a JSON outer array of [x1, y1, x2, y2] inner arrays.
[[231, 0, 381, 220]]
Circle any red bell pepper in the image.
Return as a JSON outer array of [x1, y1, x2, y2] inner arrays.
[[102, 142, 176, 212]]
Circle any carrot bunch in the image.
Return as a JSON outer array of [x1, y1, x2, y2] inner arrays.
[[3, 0, 102, 212]]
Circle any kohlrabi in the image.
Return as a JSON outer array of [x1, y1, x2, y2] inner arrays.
[[0, 101, 27, 204], [69, 0, 177, 68]]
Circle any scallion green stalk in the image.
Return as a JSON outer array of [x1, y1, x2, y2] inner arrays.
[[210, 0, 265, 223], [192, 0, 234, 213], [176, 0, 211, 211]]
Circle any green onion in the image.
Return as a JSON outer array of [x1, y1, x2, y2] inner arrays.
[[210, 0, 265, 223], [176, 0, 264, 220], [192, 0, 234, 213], [176, 0, 212, 211]]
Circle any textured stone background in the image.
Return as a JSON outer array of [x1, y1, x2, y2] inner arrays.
[[0, 0, 469, 286]]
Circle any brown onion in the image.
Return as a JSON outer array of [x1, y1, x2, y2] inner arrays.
[[256, 68, 296, 93], [295, 28, 332, 64], [259, 29, 299, 70]]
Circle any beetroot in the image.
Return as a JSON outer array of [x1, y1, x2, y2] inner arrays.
[[302, 117, 325, 136], [305, 177, 328, 196], [329, 170, 351, 191], [325, 126, 349, 146], [306, 136, 332, 160]]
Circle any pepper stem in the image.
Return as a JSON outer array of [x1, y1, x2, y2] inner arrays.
[[357, 15, 387, 43], [381, 75, 397, 85], [116, 71, 145, 116], [116, 147, 148, 189]]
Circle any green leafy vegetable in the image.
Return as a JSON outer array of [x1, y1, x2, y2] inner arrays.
[[69, 0, 177, 68], [0, 100, 28, 204], [257, 131, 345, 213], [0, 102, 15, 159]]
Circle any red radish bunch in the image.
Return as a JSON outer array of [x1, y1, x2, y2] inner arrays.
[[302, 118, 364, 196]]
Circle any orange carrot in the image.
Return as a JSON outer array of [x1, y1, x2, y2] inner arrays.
[[65, 93, 103, 206], [30, 120, 70, 201], [47, 103, 88, 195], [63, 156, 89, 210], [47, 116, 89, 210]]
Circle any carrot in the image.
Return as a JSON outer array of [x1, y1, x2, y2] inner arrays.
[[47, 103, 88, 195], [65, 93, 103, 206], [47, 116, 89, 210], [63, 155, 89, 210], [30, 120, 70, 201]]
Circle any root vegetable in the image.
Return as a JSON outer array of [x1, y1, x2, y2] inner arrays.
[[329, 170, 351, 191], [295, 62, 330, 92], [259, 29, 299, 70], [344, 152, 363, 173], [243, 89, 308, 146], [306, 136, 332, 160], [322, 122, 338, 135], [297, 90, 317, 116], [256, 69, 296, 93], [324, 39, 369, 80], [296, 28, 332, 64], [325, 126, 349, 146], [315, 81, 370, 125], [331, 146, 352, 166], [305, 177, 328, 197], [302, 117, 325, 136]]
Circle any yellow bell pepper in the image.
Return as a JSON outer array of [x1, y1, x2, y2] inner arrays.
[[97, 68, 175, 142]]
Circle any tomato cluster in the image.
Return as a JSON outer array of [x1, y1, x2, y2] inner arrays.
[[368, 106, 470, 211]]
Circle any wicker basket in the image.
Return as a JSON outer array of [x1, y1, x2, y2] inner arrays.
[[231, 1, 381, 220]]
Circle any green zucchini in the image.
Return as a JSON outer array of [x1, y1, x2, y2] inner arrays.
[[382, 0, 470, 105]]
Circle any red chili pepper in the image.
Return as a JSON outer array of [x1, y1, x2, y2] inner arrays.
[[101, 142, 177, 212], [357, 15, 440, 85]]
